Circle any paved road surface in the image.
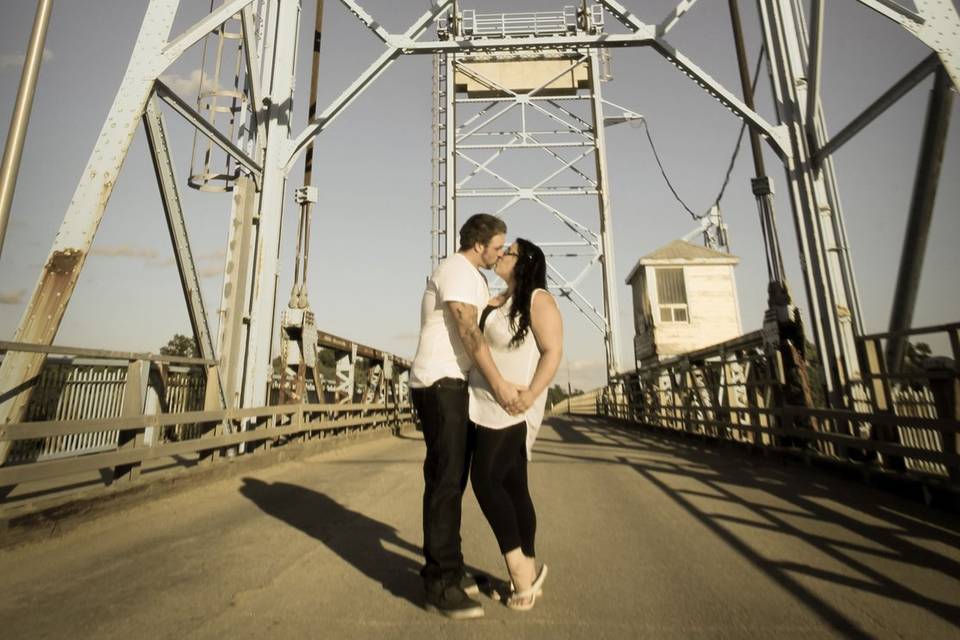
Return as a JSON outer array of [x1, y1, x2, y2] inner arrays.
[[1, 416, 959, 639]]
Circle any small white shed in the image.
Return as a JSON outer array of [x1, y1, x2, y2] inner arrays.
[[625, 239, 743, 365]]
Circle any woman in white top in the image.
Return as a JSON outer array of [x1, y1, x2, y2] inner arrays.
[[468, 238, 563, 611]]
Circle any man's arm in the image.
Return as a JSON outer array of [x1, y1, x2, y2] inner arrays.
[[447, 301, 523, 413]]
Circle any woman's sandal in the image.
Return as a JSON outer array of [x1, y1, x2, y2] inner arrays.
[[495, 581, 543, 602], [507, 564, 548, 612]]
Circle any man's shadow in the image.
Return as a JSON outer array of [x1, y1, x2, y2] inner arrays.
[[239, 477, 499, 607], [240, 477, 427, 606]]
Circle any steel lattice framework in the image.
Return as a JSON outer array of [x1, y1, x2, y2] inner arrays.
[[431, 9, 625, 378], [0, 0, 958, 467]]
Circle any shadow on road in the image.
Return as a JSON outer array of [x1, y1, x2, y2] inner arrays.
[[548, 418, 598, 445], [239, 477, 426, 607], [538, 415, 960, 638]]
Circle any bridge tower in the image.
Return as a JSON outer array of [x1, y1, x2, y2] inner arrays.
[[431, 4, 623, 381]]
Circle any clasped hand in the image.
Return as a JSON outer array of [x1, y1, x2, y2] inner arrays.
[[494, 381, 534, 416]]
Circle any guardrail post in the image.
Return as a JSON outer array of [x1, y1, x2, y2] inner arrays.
[[296, 403, 305, 441], [947, 328, 960, 481], [860, 337, 905, 471], [623, 374, 640, 423], [199, 365, 224, 465], [724, 359, 748, 441], [112, 359, 150, 483], [748, 354, 769, 446], [924, 339, 959, 482], [681, 364, 696, 434]]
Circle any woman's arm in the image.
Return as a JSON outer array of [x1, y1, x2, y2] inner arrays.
[[447, 300, 524, 413], [517, 290, 563, 410]]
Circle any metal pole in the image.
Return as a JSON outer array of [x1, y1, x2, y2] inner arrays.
[[303, 0, 324, 189], [729, 0, 787, 291], [886, 66, 953, 371], [803, 0, 824, 151], [444, 52, 457, 259], [240, 0, 302, 411], [0, 0, 53, 260], [289, 0, 323, 307], [728, 0, 766, 177], [588, 51, 623, 381]]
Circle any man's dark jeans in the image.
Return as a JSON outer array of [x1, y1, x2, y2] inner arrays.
[[412, 378, 475, 589]]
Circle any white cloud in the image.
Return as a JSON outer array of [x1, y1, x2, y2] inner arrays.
[[91, 245, 159, 259], [149, 251, 224, 272], [196, 249, 225, 262], [158, 69, 211, 97], [0, 47, 54, 69], [0, 289, 26, 305], [198, 265, 222, 279]]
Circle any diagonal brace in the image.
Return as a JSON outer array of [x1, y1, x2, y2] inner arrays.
[[154, 80, 262, 183], [286, 0, 452, 167]]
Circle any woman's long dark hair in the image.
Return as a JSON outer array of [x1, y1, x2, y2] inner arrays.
[[508, 238, 547, 348]]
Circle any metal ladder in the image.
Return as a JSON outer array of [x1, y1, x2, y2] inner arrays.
[[431, 52, 449, 268]]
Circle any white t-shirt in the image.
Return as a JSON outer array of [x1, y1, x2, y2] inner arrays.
[[410, 254, 490, 388], [468, 290, 550, 460]]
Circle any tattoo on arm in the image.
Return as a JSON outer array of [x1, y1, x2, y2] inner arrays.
[[460, 323, 484, 355], [449, 302, 482, 354]]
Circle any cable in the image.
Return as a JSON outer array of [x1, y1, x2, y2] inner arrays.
[[637, 118, 703, 220], [636, 45, 766, 221], [710, 44, 766, 212]]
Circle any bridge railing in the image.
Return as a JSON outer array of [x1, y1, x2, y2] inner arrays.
[[0, 340, 413, 502], [571, 323, 959, 487]]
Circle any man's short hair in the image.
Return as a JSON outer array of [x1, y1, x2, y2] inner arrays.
[[459, 213, 506, 251]]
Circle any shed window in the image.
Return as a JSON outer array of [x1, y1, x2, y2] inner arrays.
[[656, 268, 688, 322]]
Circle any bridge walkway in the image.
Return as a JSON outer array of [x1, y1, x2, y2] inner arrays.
[[1, 416, 958, 639]]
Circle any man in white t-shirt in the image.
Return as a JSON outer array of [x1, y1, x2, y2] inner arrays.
[[410, 213, 523, 619]]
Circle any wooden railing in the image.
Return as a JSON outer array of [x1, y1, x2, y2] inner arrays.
[[566, 323, 960, 488], [0, 401, 411, 494], [0, 340, 413, 503]]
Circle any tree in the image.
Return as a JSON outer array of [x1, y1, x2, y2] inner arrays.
[[160, 333, 198, 358], [547, 383, 583, 408]]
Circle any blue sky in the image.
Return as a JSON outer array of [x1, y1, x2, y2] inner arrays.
[[1, 1, 958, 390]]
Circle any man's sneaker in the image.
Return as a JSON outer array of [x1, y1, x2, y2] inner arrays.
[[460, 573, 481, 597], [424, 584, 484, 620]]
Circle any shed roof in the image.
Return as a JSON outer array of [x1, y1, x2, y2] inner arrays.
[[625, 239, 739, 284]]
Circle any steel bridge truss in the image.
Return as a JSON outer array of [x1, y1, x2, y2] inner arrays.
[[1, 0, 959, 470]]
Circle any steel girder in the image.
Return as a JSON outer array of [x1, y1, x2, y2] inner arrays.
[[756, 0, 863, 403], [854, 0, 960, 91]]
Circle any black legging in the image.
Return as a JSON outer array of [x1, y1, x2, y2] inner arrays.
[[470, 421, 536, 557]]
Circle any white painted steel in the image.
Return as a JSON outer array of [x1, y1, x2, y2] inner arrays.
[[240, 0, 301, 418], [588, 51, 624, 379], [855, 0, 960, 90], [0, 0, 183, 462], [758, 0, 864, 402]]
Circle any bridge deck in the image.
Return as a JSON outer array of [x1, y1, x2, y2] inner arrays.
[[1, 416, 958, 639]]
